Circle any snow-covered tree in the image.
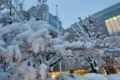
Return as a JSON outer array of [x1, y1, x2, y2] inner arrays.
[[65, 15, 120, 74], [0, 17, 75, 80], [35, 0, 48, 19], [0, 0, 26, 26]]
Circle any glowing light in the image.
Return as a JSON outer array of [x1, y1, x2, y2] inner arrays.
[[113, 17, 117, 20], [117, 15, 120, 18], [92, 32, 95, 34], [105, 20, 109, 23]]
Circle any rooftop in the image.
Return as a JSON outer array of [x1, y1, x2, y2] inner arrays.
[[92, 2, 120, 18]]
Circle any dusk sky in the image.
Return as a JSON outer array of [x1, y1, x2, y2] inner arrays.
[[24, 0, 120, 29]]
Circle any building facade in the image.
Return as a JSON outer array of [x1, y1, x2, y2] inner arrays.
[[49, 2, 120, 79], [93, 2, 120, 36], [66, 2, 120, 41], [27, 4, 64, 33]]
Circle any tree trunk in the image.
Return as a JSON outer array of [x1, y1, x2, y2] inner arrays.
[[104, 66, 117, 75], [86, 57, 99, 73], [9, 1, 12, 16]]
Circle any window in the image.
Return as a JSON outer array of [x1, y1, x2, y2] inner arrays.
[[50, 71, 60, 79], [74, 69, 87, 76], [105, 15, 120, 35], [107, 12, 115, 18], [50, 71, 69, 79], [104, 14, 109, 19], [115, 9, 120, 15]]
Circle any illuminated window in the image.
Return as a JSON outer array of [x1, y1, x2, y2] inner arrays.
[[74, 69, 87, 76], [50, 71, 69, 79], [92, 32, 95, 34], [50, 71, 60, 79], [105, 15, 120, 35]]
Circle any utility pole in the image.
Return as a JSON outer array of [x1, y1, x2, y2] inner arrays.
[[56, 5, 62, 74], [56, 5, 60, 38]]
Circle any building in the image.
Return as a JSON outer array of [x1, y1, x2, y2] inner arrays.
[[49, 2, 120, 79], [66, 2, 120, 41], [23, 10, 30, 20], [27, 4, 64, 33]]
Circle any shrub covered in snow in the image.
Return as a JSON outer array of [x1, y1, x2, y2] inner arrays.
[[106, 74, 120, 80], [83, 73, 108, 80], [54, 73, 86, 80], [0, 18, 75, 80]]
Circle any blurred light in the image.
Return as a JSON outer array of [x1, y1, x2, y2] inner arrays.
[[92, 32, 95, 34], [109, 18, 113, 21], [117, 15, 120, 18], [113, 17, 117, 20], [105, 20, 109, 23]]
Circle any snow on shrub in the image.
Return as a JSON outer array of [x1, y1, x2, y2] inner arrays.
[[54, 73, 86, 80], [106, 74, 120, 80], [83, 73, 108, 80]]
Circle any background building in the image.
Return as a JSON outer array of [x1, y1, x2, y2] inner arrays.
[[50, 2, 120, 79], [27, 4, 64, 33], [66, 2, 120, 41]]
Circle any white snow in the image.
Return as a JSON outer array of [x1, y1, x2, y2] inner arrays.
[[106, 74, 120, 80], [83, 73, 108, 80], [54, 73, 86, 80], [39, 63, 48, 80]]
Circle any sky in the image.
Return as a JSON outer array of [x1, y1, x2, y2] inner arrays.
[[24, 0, 120, 29]]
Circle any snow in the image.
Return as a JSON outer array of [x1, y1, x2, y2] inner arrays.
[[0, 12, 120, 80], [32, 37, 45, 54], [4, 44, 22, 64], [0, 72, 12, 80], [106, 74, 120, 80], [83, 73, 108, 80], [53, 45, 66, 57], [54, 73, 86, 80], [0, 46, 6, 55], [39, 63, 48, 80], [12, 61, 37, 80], [0, 40, 5, 47]]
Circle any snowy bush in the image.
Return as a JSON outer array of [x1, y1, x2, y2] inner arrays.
[[106, 74, 120, 80], [0, 18, 75, 80], [0, 72, 12, 80], [54, 73, 86, 80], [83, 73, 108, 80]]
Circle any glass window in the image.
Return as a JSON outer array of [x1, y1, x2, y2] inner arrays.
[[109, 18, 117, 33], [105, 20, 113, 35], [50, 71, 60, 79], [105, 15, 120, 35], [114, 9, 120, 15], [104, 14, 109, 19], [107, 12, 115, 18], [113, 17, 120, 30]]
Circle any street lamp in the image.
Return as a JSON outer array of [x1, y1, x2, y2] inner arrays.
[[56, 5, 62, 74], [56, 5, 60, 38], [43, 11, 45, 21]]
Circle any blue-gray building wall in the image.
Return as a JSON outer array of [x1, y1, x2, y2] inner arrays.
[[65, 2, 120, 41], [27, 5, 64, 32]]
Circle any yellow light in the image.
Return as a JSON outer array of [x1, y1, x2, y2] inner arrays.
[[117, 15, 120, 18], [92, 32, 95, 34], [109, 18, 113, 21], [113, 17, 117, 20], [50, 71, 60, 79], [105, 20, 109, 23]]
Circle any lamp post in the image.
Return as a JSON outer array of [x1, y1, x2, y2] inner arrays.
[[56, 5, 60, 38], [56, 5, 62, 74], [43, 11, 45, 21]]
